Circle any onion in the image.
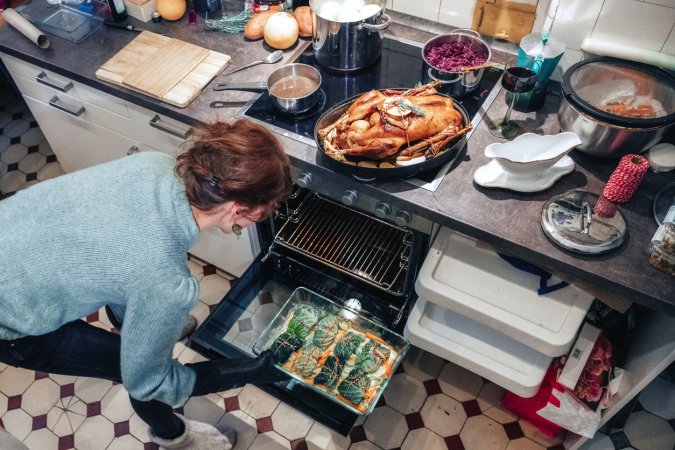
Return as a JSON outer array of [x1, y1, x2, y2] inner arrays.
[[263, 12, 299, 50]]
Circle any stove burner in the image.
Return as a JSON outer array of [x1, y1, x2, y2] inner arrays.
[[276, 89, 327, 121]]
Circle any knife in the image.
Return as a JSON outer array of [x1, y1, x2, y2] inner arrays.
[[104, 21, 144, 32], [104, 21, 167, 36]]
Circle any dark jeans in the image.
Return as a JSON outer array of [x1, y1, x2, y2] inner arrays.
[[0, 320, 184, 439]]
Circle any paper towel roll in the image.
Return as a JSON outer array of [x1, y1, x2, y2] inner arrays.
[[581, 38, 675, 72], [2, 8, 50, 49]]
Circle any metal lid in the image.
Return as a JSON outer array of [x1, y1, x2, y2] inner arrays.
[[541, 190, 627, 254], [561, 58, 675, 128]]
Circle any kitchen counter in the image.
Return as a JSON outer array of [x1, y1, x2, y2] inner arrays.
[[1, 10, 673, 315]]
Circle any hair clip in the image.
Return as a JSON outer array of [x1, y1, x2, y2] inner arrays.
[[209, 176, 220, 188]]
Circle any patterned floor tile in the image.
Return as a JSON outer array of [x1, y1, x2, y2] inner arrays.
[[19, 127, 43, 147], [401, 428, 447, 450], [401, 346, 445, 382], [0, 170, 24, 194], [438, 362, 485, 403], [101, 384, 134, 423], [420, 392, 466, 436], [128, 413, 152, 443], [22, 378, 61, 417], [0, 366, 34, 396], [249, 430, 290, 449], [237, 384, 280, 419], [505, 437, 545, 450], [349, 441, 383, 450], [3, 119, 30, 139], [190, 300, 212, 326], [218, 409, 259, 450], [305, 421, 351, 450], [477, 382, 517, 424], [382, 373, 427, 414], [623, 410, 675, 450], [198, 273, 231, 305], [272, 402, 314, 441], [2, 408, 33, 441], [638, 376, 675, 421], [74, 415, 115, 450], [73, 378, 113, 404], [460, 415, 509, 450], [23, 427, 59, 450], [363, 406, 407, 448], [518, 418, 564, 448], [107, 433, 145, 450], [182, 394, 226, 425], [0, 135, 9, 153], [176, 346, 208, 364]]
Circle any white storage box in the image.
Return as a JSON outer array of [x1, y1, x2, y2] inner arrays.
[[405, 298, 551, 397], [415, 228, 594, 357]]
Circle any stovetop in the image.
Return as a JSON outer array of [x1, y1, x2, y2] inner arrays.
[[244, 36, 503, 191]]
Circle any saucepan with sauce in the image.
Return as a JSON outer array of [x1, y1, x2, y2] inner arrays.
[[213, 63, 322, 114]]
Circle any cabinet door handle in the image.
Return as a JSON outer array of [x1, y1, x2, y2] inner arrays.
[[48, 96, 85, 117], [36, 72, 73, 93], [149, 115, 192, 139]]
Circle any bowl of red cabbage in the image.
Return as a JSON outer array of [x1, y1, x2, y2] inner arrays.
[[421, 29, 491, 97]]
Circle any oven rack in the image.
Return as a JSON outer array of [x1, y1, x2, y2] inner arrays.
[[272, 192, 413, 296]]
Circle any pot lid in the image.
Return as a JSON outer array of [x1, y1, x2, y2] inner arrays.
[[561, 58, 675, 128], [541, 190, 627, 254]]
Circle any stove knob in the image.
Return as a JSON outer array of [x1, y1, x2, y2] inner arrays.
[[374, 202, 391, 218], [341, 190, 358, 206], [296, 172, 312, 188], [394, 210, 412, 227]]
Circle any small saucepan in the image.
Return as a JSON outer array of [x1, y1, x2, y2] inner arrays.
[[213, 63, 322, 114]]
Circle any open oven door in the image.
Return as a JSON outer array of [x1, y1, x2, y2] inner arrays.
[[188, 188, 428, 434]]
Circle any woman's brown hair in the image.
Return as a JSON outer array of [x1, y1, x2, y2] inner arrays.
[[175, 119, 292, 216]]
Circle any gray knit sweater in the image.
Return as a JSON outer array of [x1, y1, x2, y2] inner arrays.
[[0, 152, 199, 406]]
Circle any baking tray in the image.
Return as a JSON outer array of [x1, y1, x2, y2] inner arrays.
[[17, 1, 104, 43], [253, 287, 409, 415]]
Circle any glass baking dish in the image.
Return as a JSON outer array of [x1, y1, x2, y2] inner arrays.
[[253, 287, 410, 415], [17, 0, 105, 43]]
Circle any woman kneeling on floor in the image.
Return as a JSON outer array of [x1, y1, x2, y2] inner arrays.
[[0, 119, 292, 449]]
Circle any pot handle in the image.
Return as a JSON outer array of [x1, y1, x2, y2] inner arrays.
[[213, 81, 267, 92], [363, 13, 391, 31], [450, 28, 481, 38]]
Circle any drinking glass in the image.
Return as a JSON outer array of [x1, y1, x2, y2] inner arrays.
[[489, 62, 537, 139]]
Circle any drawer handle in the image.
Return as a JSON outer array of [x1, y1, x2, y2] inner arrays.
[[36, 72, 73, 93], [48, 96, 85, 117], [127, 145, 140, 156], [149, 115, 192, 139]]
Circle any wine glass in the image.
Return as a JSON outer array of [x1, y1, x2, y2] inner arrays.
[[489, 61, 537, 139]]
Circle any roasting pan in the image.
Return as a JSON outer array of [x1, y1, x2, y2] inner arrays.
[[314, 89, 470, 181]]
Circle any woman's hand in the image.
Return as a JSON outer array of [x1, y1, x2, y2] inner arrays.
[[188, 351, 288, 396]]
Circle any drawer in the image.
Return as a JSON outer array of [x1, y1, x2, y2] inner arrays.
[[1, 52, 130, 119], [13, 72, 135, 138], [126, 101, 193, 156]]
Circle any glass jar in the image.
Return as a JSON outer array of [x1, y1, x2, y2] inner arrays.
[[253, 0, 285, 13]]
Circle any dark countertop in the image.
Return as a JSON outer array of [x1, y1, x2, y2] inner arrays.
[[1, 10, 674, 315]]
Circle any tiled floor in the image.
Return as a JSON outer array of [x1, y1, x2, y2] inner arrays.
[[1, 74, 674, 450]]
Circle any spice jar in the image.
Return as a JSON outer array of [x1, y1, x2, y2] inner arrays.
[[253, 0, 285, 13]]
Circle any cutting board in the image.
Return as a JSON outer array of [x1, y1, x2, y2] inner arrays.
[[95, 31, 230, 108]]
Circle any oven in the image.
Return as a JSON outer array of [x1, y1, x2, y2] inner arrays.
[[188, 164, 433, 434]]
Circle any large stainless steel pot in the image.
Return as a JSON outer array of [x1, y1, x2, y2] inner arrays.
[[421, 29, 491, 98], [558, 57, 675, 159], [309, 0, 390, 72]]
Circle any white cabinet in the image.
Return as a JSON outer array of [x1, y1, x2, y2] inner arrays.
[[0, 51, 259, 276], [22, 95, 138, 171]]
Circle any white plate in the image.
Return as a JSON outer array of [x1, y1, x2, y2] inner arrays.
[[473, 155, 575, 192]]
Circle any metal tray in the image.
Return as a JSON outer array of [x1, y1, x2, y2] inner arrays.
[[253, 287, 409, 415]]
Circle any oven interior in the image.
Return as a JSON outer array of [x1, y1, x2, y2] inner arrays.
[[188, 186, 428, 433]]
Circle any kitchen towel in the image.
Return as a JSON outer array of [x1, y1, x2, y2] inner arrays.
[[1, 8, 50, 49]]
